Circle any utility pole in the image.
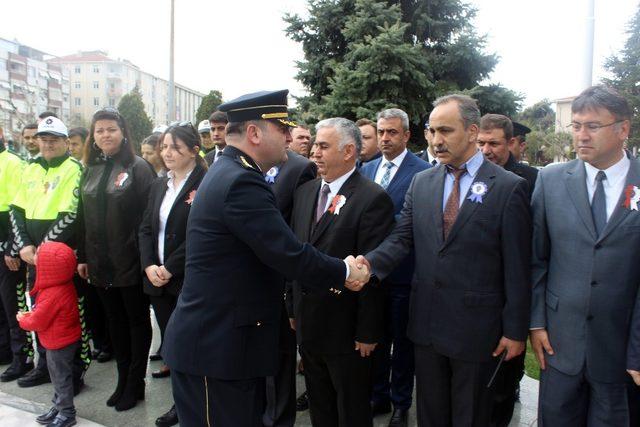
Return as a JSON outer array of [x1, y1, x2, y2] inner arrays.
[[168, 0, 176, 122], [584, 0, 595, 89]]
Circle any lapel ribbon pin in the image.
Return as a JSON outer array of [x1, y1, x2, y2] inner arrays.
[[265, 166, 279, 184], [623, 184, 640, 211], [185, 190, 196, 205], [467, 181, 487, 203], [328, 195, 347, 215]]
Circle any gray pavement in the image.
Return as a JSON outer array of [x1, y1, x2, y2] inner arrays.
[[0, 315, 539, 426]]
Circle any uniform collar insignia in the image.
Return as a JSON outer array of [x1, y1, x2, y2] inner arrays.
[[239, 155, 257, 171]]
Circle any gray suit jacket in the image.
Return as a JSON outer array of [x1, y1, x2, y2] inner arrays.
[[531, 158, 640, 382], [367, 159, 531, 362]]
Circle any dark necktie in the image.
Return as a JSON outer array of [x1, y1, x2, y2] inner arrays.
[[591, 170, 607, 236], [316, 183, 331, 223], [443, 166, 467, 239], [431, 159, 437, 166]]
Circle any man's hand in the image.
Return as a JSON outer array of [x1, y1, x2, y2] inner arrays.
[[77, 263, 89, 280], [627, 369, 640, 386], [355, 255, 371, 271], [19, 245, 36, 265], [530, 329, 554, 370], [493, 336, 525, 361], [158, 265, 173, 282], [344, 255, 370, 291], [289, 318, 296, 331], [145, 265, 169, 287], [355, 341, 377, 357], [4, 256, 20, 271]]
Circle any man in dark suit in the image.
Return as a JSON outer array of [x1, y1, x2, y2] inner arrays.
[[360, 108, 430, 427], [358, 94, 532, 426], [356, 118, 381, 168], [263, 149, 317, 427], [531, 85, 640, 425], [288, 117, 395, 427], [204, 110, 228, 166], [476, 113, 538, 427], [421, 121, 438, 166], [163, 90, 370, 427]]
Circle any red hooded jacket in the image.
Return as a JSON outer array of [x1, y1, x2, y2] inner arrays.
[[18, 241, 81, 350]]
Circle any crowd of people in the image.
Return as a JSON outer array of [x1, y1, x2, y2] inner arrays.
[[0, 83, 638, 427]]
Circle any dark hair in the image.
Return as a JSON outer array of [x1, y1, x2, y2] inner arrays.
[[84, 108, 135, 166], [209, 110, 228, 124], [22, 123, 38, 135], [355, 118, 376, 132], [159, 123, 207, 170], [68, 127, 89, 142], [39, 111, 58, 120], [571, 85, 631, 121], [433, 94, 480, 129], [479, 114, 513, 140]]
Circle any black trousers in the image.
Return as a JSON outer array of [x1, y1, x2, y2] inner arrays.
[[149, 293, 177, 357], [264, 329, 297, 427], [539, 364, 640, 427], [95, 285, 151, 389], [300, 346, 373, 427], [78, 276, 110, 352], [172, 369, 266, 427], [414, 344, 496, 427], [0, 262, 29, 360], [490, 351, 524, 427]]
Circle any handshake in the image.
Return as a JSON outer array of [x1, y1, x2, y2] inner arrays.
[[344, 255, 372, 292]]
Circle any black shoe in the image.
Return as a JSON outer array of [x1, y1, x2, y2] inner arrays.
[[371, 401, 392, 417], [96, 351, 112, 363], [1, 359, 34, 382], [388, 408, 408, 427], [17, 368, 51, 387], [46, 414, 77, 427], [73, 378, 84, 396], [115, 382, 145, 411], [152, 367, 170, 378], [0, 353, 12, 364], [296, 391, 309, 411], [91, 349, 101, 359], [36, 407, 58, 424], [155, 405, 179, 427], [149, 353, 162, 361]]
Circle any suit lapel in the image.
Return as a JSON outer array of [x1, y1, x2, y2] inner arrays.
[[565, 161, 597, 241], [364, 157, 382, 181], [386, 153, 412, 195], [442, 160, 496, 249], [429, 165, 446, 248], [168, 168, 202, 216], [311, 172, 359, 245], [597, 159, 640, 243]]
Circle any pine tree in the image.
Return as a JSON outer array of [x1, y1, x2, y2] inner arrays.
[[603, 5, 640, 148], [195, 90, 224, 124], [117, 86, 153, 153]]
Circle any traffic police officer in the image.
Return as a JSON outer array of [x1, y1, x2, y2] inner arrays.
[[163, 89, 369, 427], [0, 141, 33, 382], [10, 117, 89, 388]]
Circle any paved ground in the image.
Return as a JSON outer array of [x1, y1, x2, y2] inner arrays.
[[0, 317, 539, 426]]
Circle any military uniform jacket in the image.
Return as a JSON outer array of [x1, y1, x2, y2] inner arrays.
[[503, 153, 538, 199], [163, 146, 346, 380]]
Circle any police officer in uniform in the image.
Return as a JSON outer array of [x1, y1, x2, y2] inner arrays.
[[0, 141, 33, 382], [10, 117, 88, 389], [163, 90, 370, 427]]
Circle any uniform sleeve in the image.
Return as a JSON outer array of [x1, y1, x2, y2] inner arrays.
[[9, 207, 33, 249], [41, 163, 82, 245], [138, 183, 158, 270]]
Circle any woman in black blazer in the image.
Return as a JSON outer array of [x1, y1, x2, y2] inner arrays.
[[138, 122, 206, 426]]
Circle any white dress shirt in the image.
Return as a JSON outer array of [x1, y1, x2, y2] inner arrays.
[[584, 151, 630, 221], [374, 149, 408, 186], [157, 169, 193, 264]]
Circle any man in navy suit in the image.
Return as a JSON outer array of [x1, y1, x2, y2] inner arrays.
[[361, 108, 430, 426]]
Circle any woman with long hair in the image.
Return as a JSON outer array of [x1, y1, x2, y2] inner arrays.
[[138, 122, 207, 426], [77, 107, 156, 411]]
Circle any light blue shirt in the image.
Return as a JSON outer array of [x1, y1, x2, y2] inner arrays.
[[442, 150, 484, 211]]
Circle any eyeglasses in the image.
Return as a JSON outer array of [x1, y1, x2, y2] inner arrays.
[[168, 121, 196, 131], [567, 120, 625, 133]]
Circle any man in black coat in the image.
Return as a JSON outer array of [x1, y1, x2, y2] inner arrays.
[[263, 149, 317, 427], [288, 118, 395, 427], [477, 114, 538, 427], [163, 90, 370, 427], [358, 95, 532, 427]]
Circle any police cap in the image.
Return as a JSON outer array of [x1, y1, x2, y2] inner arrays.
[[512, 121, 531, 138], [36, 116, 68, 138], [218, 89, 296, 127]]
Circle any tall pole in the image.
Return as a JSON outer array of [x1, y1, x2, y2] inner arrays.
[[168, 0, 176, 122], [584, 0, 595, 89]]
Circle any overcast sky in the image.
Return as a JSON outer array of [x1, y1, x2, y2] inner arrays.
[[3, 0, 638, 109]]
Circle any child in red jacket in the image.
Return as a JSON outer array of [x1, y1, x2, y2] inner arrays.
[[17, 241, 81, 427]]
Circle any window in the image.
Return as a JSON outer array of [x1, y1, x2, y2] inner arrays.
[[93, 81, 99, 89], [74, 98, 81, 106], [74, 82, 81, 89], [93, 97, 100, 106], [74, 66, 81, 74], [93, 66, 100, 73]]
